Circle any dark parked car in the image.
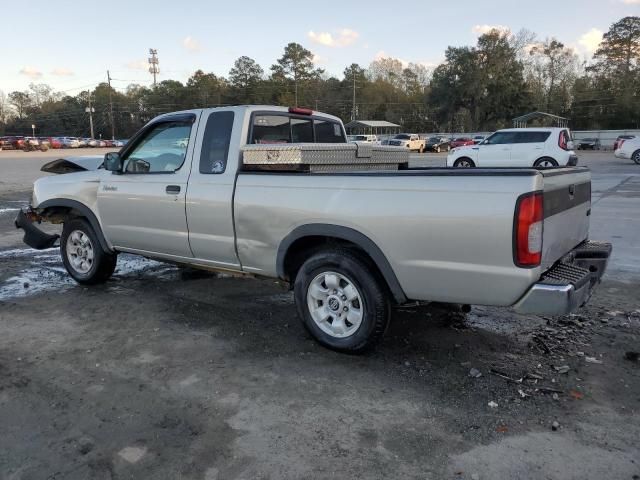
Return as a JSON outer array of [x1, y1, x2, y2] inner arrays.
[[0, 136, 14, 150], [577, 138, 600, 150], [614, 135, 635, 151], [425, 136, 451, 153], [0, 136, 24, 150]]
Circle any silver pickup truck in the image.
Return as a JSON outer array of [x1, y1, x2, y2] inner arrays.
[[16, 105, 611, 352]]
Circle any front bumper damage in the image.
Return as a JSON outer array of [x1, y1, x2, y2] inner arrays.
[[14, 208, 60, 250], [513, 240, 612, 315]]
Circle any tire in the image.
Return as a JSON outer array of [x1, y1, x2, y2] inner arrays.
[[534, 157, 558, 167], [632, 150, 640, 165], [61, 218, 117, 285], [419, 145, 424, 153], [294, 249, 391, 353], [453, 157, 475, 167]]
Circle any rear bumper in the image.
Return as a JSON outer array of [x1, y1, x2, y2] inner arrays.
[[14, 208, 59, 250], [567, 154, 579, 166], [614, 150, 629, 159], [513, 240, 612, 315]]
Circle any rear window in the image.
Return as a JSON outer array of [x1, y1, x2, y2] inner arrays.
[[250, 114, 345, 144], [199, 111, 234, 174], [513, 131, 551, 143]]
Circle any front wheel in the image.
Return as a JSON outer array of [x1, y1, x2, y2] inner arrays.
[[453, 158, 475, 167], [61, 218, 117, 285], [632, 150, 640, 165], [534, 157, 558, 167], [294, 249, 391, 353]]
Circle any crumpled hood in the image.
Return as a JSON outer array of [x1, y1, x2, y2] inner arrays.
[[41, 155, 104, 174]]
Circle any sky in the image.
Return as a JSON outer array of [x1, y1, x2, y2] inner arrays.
[[1, 0, 638, 95]]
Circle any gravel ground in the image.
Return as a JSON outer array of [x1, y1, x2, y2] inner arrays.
[[0, 150, 638, 479]]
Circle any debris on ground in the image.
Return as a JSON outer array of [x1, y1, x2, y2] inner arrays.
[[554, 365, 570, 374], [469, 368, 482, 378], [585, 356, 603, 364], [624, 351, 639, 362], [552, 421, 560, 431], [488, 401, 498, 409]]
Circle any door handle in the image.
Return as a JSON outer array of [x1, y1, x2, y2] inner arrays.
[[166, 185, 181, 194]]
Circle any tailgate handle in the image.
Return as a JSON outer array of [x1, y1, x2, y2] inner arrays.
[[166, 185, 181, 194]]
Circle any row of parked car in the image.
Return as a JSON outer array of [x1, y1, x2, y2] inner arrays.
[[347, 134, 487, 153], [0, 136, 127, 151]]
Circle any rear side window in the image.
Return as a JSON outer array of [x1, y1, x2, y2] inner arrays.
[[199, 111, 234, 174], [513, 131, 551, 143], [315, 120, 345, 143], [291, 118, 313, 142], [250, 114, 346, 144]]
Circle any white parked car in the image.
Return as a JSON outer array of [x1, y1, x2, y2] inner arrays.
[[347, 134, 379, 144], [614, 136, 640, 164], [447, 128, 577, 168], [386, 133, 426, 152]]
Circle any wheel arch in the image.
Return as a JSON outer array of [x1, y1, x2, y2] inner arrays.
[[37, 198, 112, 253], [277, 224, 407, 304], [534, 156, 558, 167]]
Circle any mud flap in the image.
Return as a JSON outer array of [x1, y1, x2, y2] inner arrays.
[[14, 210, 60, 249]]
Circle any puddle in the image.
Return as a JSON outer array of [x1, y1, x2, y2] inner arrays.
[[0, 248, 177, 301]]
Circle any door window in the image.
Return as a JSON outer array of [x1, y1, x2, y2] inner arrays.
[[199, 111, 235, 174], [122, 121, 193, 173], [513, 131, 551, 143], [484, 132, 516, 145]]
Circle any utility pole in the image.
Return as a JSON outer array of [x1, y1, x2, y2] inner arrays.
[[85, 95, 95, 139], [351, 73, 358, 121], [148, 48, 159, 87], [107, 70, 115, 140]]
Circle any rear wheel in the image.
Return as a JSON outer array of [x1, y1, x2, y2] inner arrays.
[[61, 218, 117, 285], [632, 150, 640, 165], [435, 146, 441, 153], [453, 158, 475, 167], [294, 249, 391, 353], [534, 157, 558, 167]]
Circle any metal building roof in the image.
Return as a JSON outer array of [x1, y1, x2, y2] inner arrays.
[[512, 112, 569, 128], [344, 120, 401, 128]]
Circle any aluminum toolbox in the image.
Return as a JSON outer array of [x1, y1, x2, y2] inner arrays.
[[241, 143, 409, 172]]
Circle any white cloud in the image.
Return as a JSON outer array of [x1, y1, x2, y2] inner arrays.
[[308, 28, 359, 48], [621, 0, 640, 4], [182, 36, 201, 52], [19, 66, 43, 79], [125, 60, 149, 71], [311, 53, 327, 65], [51, 67, 74, 76], [472, 24, 510, 35], [578, 28, 603, 54]]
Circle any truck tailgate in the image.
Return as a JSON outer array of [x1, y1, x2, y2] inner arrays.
[[541, 168, 591, 269]]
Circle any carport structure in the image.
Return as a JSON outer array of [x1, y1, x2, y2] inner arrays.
[[512, 112, 569, 128], [344, 120, 402, 136]]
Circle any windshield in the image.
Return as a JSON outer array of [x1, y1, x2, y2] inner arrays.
[[428, 137, 440, 142], [394, 134, 411, 140]]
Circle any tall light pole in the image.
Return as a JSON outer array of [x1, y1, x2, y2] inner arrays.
[[148, 48, 159, 87], [31, 124, 35, 137]]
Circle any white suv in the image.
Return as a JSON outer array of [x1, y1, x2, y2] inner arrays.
[[447, 128, 577, 168], [614, 136, 640, 164]]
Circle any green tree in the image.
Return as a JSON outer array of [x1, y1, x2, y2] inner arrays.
[[229, 56, 264, 103], [8, 91, 31, 119], [591, 16, 640, 77], [271, 43, 320, 106]]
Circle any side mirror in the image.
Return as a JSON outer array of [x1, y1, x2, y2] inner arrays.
[[104, 152, 122, 172]]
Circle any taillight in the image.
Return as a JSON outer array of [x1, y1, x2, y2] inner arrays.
[[558, 131, 568, 150], [514, 192, 543, 267], [618, 140, 625, 149]]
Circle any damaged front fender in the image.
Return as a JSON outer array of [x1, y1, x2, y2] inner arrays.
[[14, 209, 60, 250]]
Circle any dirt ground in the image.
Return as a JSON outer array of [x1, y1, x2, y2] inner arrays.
[[0, 151, 639, 479]]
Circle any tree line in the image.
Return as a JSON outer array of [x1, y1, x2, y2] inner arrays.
[[0, 16, 638, 138]]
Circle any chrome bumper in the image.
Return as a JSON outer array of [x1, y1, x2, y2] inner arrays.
[[513, 241, 612, 315]]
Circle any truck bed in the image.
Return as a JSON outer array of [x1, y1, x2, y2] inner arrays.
[[233, 166, 590, 305]]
